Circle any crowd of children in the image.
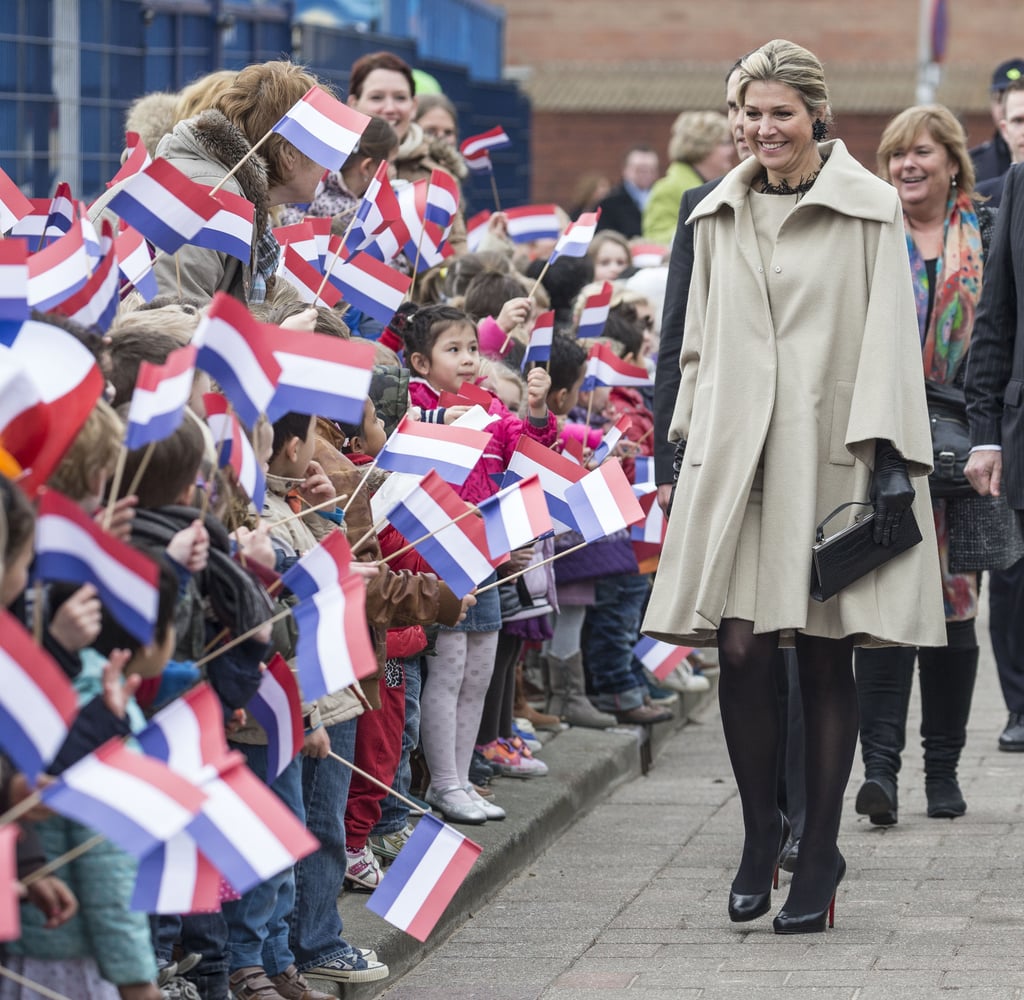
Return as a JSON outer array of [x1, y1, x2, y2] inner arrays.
[[0, 53, 712, 1000]]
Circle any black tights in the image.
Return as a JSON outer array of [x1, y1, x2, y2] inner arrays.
[[717, 620, 857, 914]]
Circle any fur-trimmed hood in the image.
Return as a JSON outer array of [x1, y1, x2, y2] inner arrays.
[[159, 110, 272, 239], [395, 121, 468, 182], [124, 91, 179, 159]]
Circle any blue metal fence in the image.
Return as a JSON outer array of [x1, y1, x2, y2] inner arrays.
[[0, 0, 527, 205]]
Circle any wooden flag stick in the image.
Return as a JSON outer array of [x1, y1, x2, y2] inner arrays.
[[475, 540, 588, 595], [526, 258, 552, 301], [351, 516, 388, 555], [313, 214, 359, 305], [209, 130, 273, 197], [125, 441, 157, 499], [377, 505, 481, 567], [266, 491, 349, 532], [339, 457, 379, 516], [31, 581, 45, 646], [0, 790, 44, 829], [193, 606, 292, 669], [327, 751, 427, 815], [584, 389, 595, 435], [489, 171, 502, 212], [103, 445, 129, 529], [406, 178, 433, 303], [174, 252, 182, 299], [0, 964, 75, 1000], [22, 833, 105, 885], [202, 576, 284, 655]]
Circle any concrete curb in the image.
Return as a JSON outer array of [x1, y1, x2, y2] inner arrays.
[[307, 680, 718, 999]]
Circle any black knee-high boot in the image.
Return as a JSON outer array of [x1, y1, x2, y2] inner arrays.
[[716, 619, 786, 921], [854, 646, 916, 824], [919, 625, 979, 818], [774, 634, 857, 933]]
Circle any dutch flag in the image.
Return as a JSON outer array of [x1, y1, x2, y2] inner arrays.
[[124, 344, 198, 451], [376, 414, 491, 488], [501, 436, 585, 534], [477, 474, 554, 560], [548, 210, 601, 264], [271, 86, 372, 172], [576, 281, 613, 339], [563, 461, 646, 543]]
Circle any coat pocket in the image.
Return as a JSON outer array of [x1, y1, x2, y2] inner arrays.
[[828, 381, 856, 466], [688, 382, 711, 466]]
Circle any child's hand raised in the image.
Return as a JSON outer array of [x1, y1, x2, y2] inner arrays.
[[496, 296, 533, 334], [233, 522, 275, 570], [95, 494, 137, 541], [443, 405, 472, 425], [299, 460, 334, 504], [101, 648, 141, 720], [526, 366, 551, 418], [167, 519, 210, 574], [49, 583, 102, 652]]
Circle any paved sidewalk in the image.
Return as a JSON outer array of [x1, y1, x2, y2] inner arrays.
[[376, 599, 1024, 999]]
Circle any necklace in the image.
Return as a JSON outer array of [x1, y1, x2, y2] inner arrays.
[[758, 157, 827, 197]]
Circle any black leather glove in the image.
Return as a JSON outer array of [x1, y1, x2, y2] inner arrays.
[[672, 439, 687, 483], [871, 439, 915, 546]]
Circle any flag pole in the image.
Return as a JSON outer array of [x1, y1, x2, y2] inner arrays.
[[339, 457, 379, 516], [0, 964, 76, 1000], [208, 130, 274, 197], [405, 179, 432, 303], [103, 445, 129, 529], [351, 516, 388, 555], [313, 213, 359, 305], [193, 606, 293, 669], [526, 258, 552, 302], [327, 751, 428, 815], [488, 170, 502, 212], [125, 441, 157, 499], [377, 504, 481, 566], [266, 490, 350, 531], [0, 790, 44, 828], [174, 252, 182, 299], [475, 539, 589, 595], [21, 833, 105, 885]]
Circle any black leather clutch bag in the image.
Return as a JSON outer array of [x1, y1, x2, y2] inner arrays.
[[810, 501, 922, 603]]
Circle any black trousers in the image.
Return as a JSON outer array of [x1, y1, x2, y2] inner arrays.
[[988, 553, 1024, 715]]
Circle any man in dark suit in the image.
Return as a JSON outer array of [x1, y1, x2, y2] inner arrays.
[[970, 59, 1024, 184], [976, 80, 1024, 209], [965, 163, 1024, 749], [595, 145, 659, 238]]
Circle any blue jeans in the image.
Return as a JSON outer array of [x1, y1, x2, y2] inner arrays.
[[289, 718, 359, 972], [222, 743, 304, 977], [375, 656, 421, 835], [585, 573, 651, 712]]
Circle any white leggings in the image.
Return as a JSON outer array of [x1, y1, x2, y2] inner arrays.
[[419, 629, 499, 792]]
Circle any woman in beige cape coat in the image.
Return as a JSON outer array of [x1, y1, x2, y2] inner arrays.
[[643, 40, 945, 935]]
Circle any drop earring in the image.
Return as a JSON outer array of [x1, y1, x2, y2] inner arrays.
[[951, 174, 958, 188], [812, 120, 828, 142]]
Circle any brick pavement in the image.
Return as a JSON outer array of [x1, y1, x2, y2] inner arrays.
[[378, 598, 1024, 999]]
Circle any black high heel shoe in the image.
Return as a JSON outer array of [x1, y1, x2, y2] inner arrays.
[[773, 852, 846, 934], [728, 812, 791, 923]]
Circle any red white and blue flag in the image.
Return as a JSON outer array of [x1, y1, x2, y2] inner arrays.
[[246, 654, 304, 783], [41, 738, 207, 859], [0, 166, 33, 234], [273, 221, 321, 271], [424, 169, 460, 229], [576, 281, 613, 339], [520, 310, 554, 370], [592, 414, 633, 465], [376, 414, 491, 487], [204, 393, 266, 512], [365, 813, 481, 941], [107, 158, 221, 255], [292, 574, 377, 700], [7, 199, 51, 248], [277, 244, 342, 308], [271, 86, 371, 172], [477, 474, 553, 560], [115, 224, 158, 301], [505, 204, 563, 244], [106, 130, 152, 190], [125, 344, 198, 451], [0, 609, 79, 779], [132, 837, 223, 915], [53, 220, 120, 332], [185, 750, 319, 894], [193, 187, 255, 264], [581, 342, 652, 391], [281, 529, 353, 601], [501, 436, 585, 534], [362, 215, 413, 265], [465, 210, 490, 252], [0, 241, 29, 322], [384, 471, 496, 599], [633, 455, 655, 487], [633, 635, 695, 682], [549, 210, 601, 264], [34, 489, 161, 645], [26, 220, 91, 311], [326, 248, 411, 326], [631, 243, 666, 268], [345, 161, 402, 254], [136, 682, 230, 782], [266, 328, 376, 425], [630, 487, 666, 546], [397, 180, 454, 270], [193, 293, 283, 429], [563, 461, 645, 542], [0, 319, 105, 495], [36, 182, 75, 247], [459, 126, 512, 174]]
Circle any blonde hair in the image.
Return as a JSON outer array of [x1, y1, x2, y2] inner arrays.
[[668, 111, 730, 164], [110, 305, 200, 346], [588, 230, 631, 264], [47, 400, 123, 501], [876, 104, 976, 197], [174, 69, 239, 125], [738, 39, 830, 120], [216, 62, 325, 188]]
